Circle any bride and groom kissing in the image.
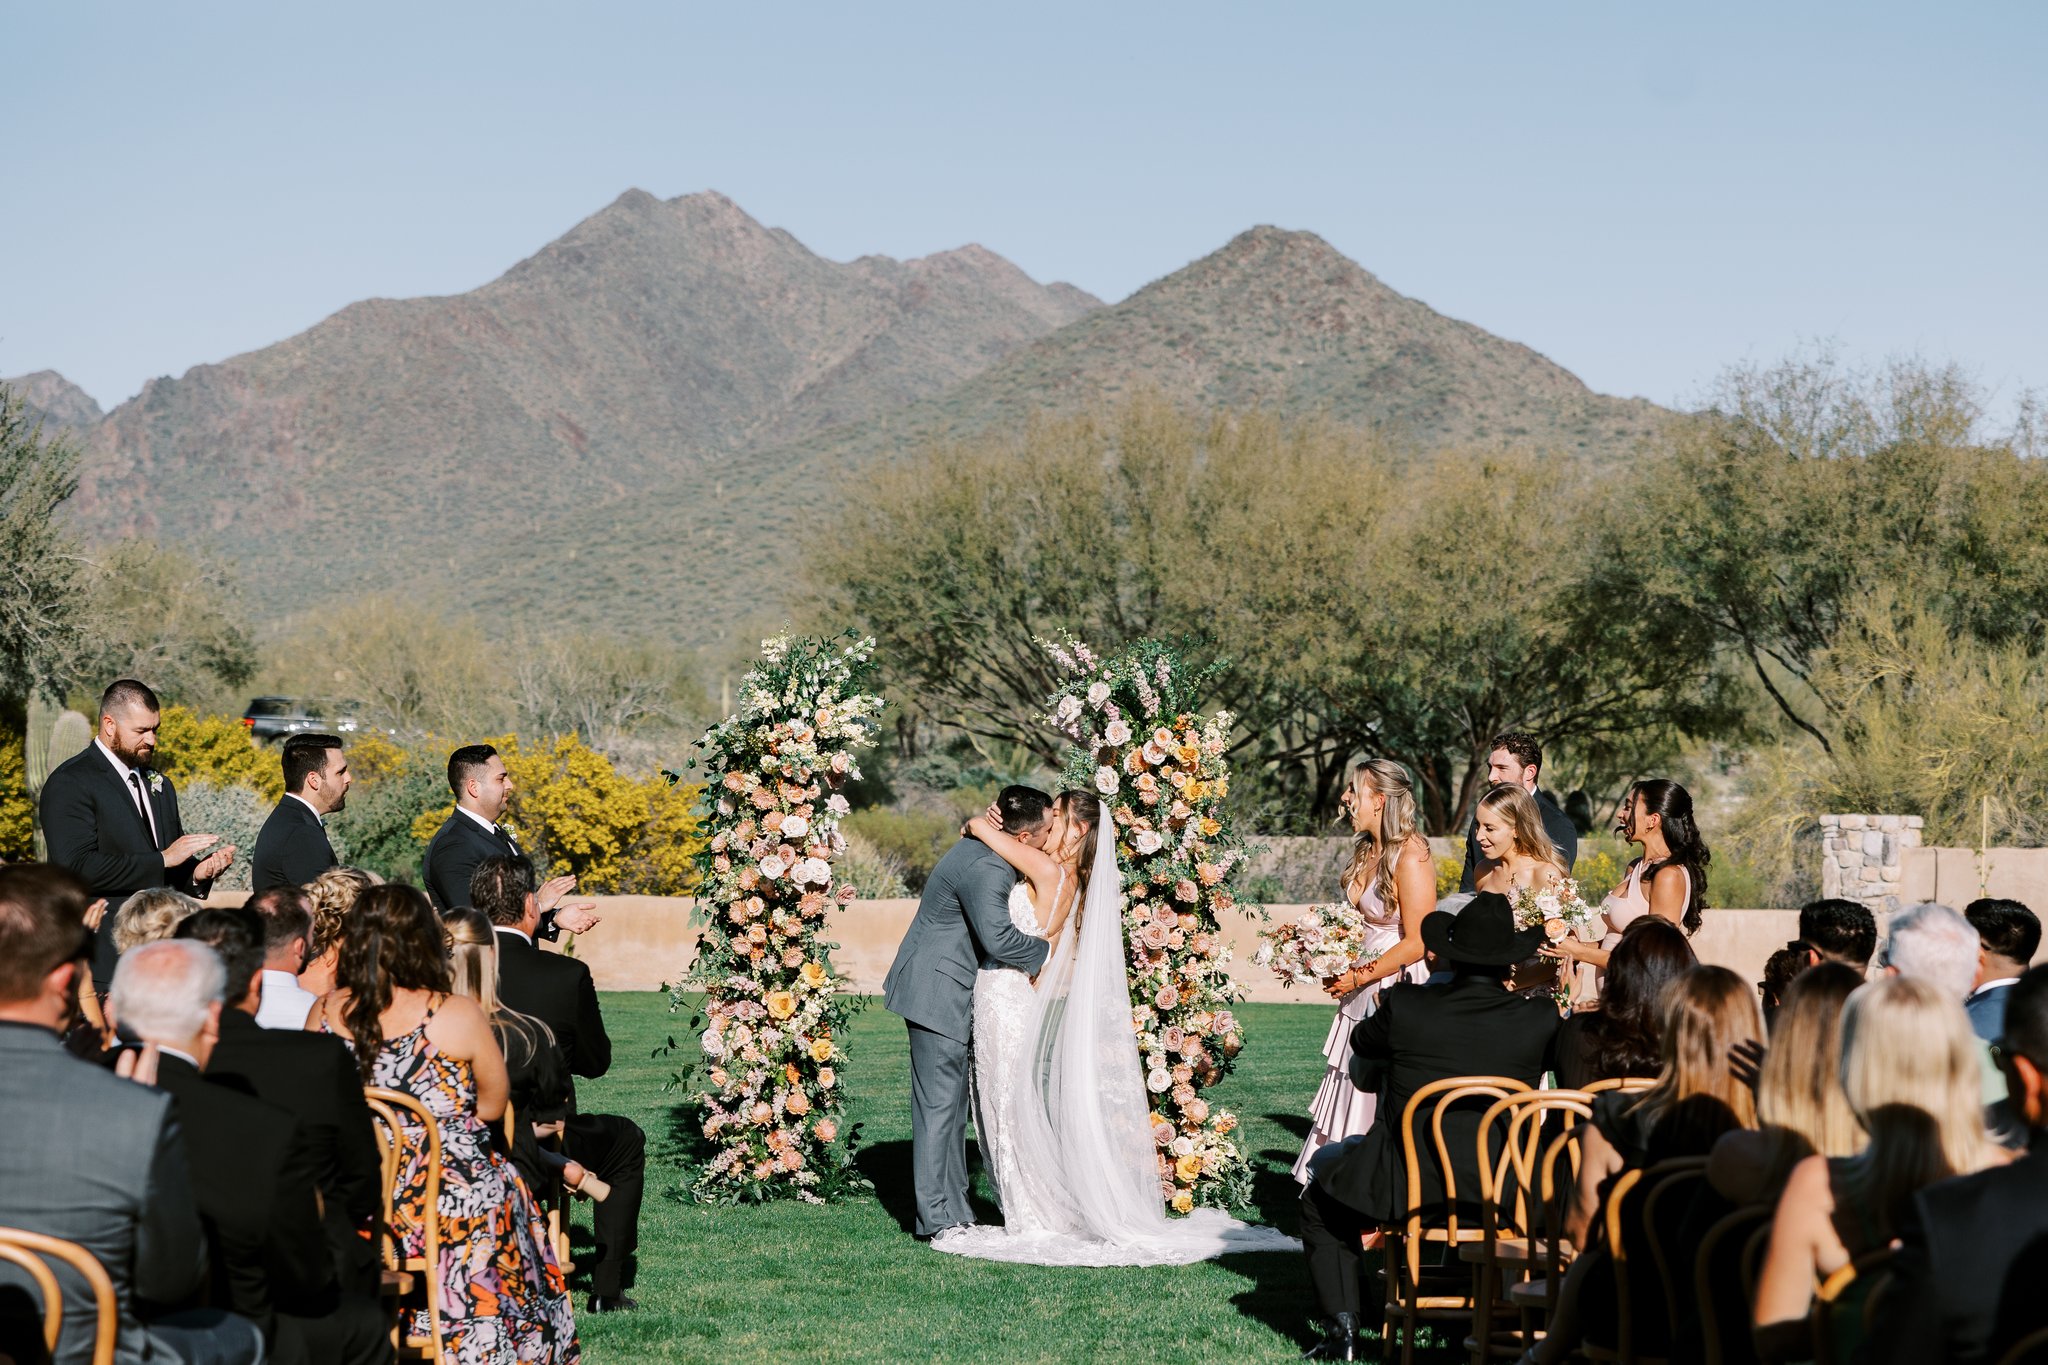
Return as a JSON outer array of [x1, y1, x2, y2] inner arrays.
[[882, 785, 1293, 1266]]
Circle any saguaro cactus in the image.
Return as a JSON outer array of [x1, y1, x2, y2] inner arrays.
[[26, 693, 91, 859]]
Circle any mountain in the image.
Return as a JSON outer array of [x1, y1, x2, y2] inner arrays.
[[5, 370, 104, 434], [476, 226, 1668, 647], [61, 189, 1099, 601]]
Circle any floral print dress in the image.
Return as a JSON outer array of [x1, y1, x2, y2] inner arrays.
[[340, 1001, 580, 1363]]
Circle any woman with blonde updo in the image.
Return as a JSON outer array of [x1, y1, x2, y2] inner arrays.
[[298, 866, 377, 997], [1291, 759, 1436, 1184]]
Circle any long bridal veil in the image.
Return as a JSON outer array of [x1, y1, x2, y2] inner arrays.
[[938, 822, 1297, 1265]]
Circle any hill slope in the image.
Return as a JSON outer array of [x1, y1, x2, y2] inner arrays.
[[480, 227, 1668, 647], [61, 189, 1098, 603], [5, 370, 104, 434]]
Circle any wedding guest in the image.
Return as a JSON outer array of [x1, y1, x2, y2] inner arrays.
[[175, 907, 383, 1296], [1297, 892, 1558, 1360], [108, 940, 387, 1365], [110, 885, 203, 952], [251, 733, 348, 891], [1291, 760, 1434, 1183], [1963, 898, 2039, 1042], [1752, 976, 2007, 1361], [1798, 898, 1878, 973], [299, 866, 374, 998], [472, 856, 643, 1314], [40, 679, 236, 993], [0, 864, 256, 1365], [1863, 965, 2048, 1364], [418, 744, 598, 943], [246, 886, 321, 1030], [1528, 965, 1763, 1365], [1552, 917, 1695, 1091], [312, 885, 579, 1362], [1709, 962, 1865, 1205], [1548, 779, 1711, 984], [1458, 733, 1578, 892], [1757, 945, 1809, 1026]]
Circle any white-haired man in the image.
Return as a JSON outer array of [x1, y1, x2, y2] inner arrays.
[[1883, 901, 2006, 1106]]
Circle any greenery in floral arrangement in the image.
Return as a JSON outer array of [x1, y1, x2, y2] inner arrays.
[[1041, 634, 1257, 1213], [672, 633, 885, 1203]]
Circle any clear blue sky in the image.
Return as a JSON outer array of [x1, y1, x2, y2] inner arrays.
[[5, 2, 2043, 413]]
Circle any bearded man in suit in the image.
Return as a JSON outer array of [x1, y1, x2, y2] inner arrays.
[[419, 743, 597, 939], [40, 680, 235, 994], [250, 733, 348, 891]]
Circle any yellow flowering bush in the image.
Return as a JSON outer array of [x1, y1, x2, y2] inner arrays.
[[154, 706, 284, 803], [0, 729, 33, 859]]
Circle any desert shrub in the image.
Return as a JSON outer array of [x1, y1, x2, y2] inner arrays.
[[0, 728, 31, 859], [175, 780, 268, 892], [834, 831, 911, 900], [332, 738, 445, 885], [1571, 842, 1627, 904], [841, 808, 960, 892], [1434, 855, 1462, 899], [154, 706, 283, 803]]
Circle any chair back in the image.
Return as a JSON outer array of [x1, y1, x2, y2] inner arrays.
[[1811, 1247, 1896, 1365], [0, 1227, 116, 1365], [1400, 1076, 1531, 1261], [1693, 1204, 1771, 1365], [365, 1086, 448, 1361], [1476, 1091, 1593, 1250], [1999, 1326, 2048, 1365], [1529, 1123, 1588, 1321], [1584, 1076, 1657, 1096], [1636, 1158, 1713, 1360]]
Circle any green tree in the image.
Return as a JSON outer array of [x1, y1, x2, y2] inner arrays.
[[75, 540, 259, 712], [0, 386, 88, 703]]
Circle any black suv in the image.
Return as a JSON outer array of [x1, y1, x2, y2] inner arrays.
[[241, 697, 369, 743]]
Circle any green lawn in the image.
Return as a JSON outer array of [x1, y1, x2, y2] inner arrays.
[[565, 992, 1346, 1364]]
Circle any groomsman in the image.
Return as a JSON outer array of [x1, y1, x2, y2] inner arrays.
[[419, 743, 598, 939], [41, 679, 235, 991], [1458, 731, 1579, 892], [250, 733, 348, 891]]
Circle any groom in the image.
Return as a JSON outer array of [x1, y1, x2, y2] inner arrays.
[[884, 785, 1057, 1239]]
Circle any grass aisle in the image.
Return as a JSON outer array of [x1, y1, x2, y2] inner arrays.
[[567, 992, 1335, 1363]]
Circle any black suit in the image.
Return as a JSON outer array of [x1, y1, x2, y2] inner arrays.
[[1299, 973, 1560, 1323], [494, 928, 641, 1299], [250, 797, 337, 891], [420, 811, 567, 941], [205, 1010, 381, 1295], [41, 744, 211, 989], [1459, 789, 1581, 893], [1859, 1144, 2048, 1365]]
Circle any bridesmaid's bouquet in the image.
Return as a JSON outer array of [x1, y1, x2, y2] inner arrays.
[[1511, 878, 1596, 943], [1253, 904, 1381, 991]]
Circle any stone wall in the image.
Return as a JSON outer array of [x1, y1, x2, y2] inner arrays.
[[1818, 813, 1924, 912]]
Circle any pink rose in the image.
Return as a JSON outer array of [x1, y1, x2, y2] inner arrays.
[[1155, 985, 1180, 1010]]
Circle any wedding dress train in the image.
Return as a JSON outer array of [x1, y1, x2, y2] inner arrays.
[[934, 833, 1299, 1266]]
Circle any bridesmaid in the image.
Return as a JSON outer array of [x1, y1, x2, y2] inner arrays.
[[1292, 760, 1434, 1184], [1548, 778, 1709, 991], [1469, 783, 1573, 1001]]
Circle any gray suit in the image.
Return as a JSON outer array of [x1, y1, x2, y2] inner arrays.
[[883, 837, 1050, 1236], [0, 1022, 212, 1365]]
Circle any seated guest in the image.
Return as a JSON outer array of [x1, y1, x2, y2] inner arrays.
[[1710, 962, 1865, 1205], [245, 885, 321, 1030], [1963, 898, 2039, 1043], [251, 733, 348, 891], [1552, 917, 1695, 1091], [1757, 945, 1808, 1026], [1529, 965, 1764, 1365], [1884, 901, 2005, 1105], [1297, 891, 1559, 1360], [298, 866, 374, 997], [176, 908, 382, 1297], [472, 856, 643, 1314], [110, 885, 202, 953], [108, 940, 385, 1365], [313, 885, 579, 1361], [0, 864, 258, 1365], [1863, 965, 2048, 1364], [1798, 898, 1878, 974], [442, 907, 604, 1202], [1753, 976, 2008, 1361]]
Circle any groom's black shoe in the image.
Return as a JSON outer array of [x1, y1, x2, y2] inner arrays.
[[1301, 1313, 1358, 1361], [587, 1295, 639, 1314]]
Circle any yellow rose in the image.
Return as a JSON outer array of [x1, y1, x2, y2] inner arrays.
[[1200, 817, 1221, 836], [801, 961, 829, 988], [1171, 1190, 1195, 1214], [809, 1036, 834, 1062], [765, 991, 796, 1020], [1176, 744, 1200, 766], [1174, 1153, 1203, 1181]]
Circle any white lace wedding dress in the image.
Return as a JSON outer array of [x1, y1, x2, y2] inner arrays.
[[934, 835, 1299, 1266]]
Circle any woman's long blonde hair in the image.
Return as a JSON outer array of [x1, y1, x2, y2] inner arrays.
[[1753, 962, 1866, 1188], [1341, 760, 1421, 914], [1475, 783, 1569, 876], [1834, 975, 2003, 1239], [441, 907, 507, 1017], [1630, 964, 1763, 1135]]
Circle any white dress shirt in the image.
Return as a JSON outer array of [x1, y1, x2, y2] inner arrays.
[[96, 738, 161, 845], [255, 969, 320, 1031]]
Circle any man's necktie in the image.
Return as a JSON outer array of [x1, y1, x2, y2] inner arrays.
[[127, 771, 161, 847]]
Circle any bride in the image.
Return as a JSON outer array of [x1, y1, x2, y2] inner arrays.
[[934, 789, 1296, 1266]]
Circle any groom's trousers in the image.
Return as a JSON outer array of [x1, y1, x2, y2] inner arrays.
[[906, 1020, 973, 1237]]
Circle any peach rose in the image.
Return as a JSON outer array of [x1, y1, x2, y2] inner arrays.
[[814, 1119, 838, 1142], [817, 1067, 837, 1089]]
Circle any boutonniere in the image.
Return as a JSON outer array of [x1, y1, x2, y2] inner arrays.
[[147, 772, 164, 795]]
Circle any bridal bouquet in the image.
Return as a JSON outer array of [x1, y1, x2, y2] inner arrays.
[[675, 633, 884, 1204], [1253, 905, 1381, 990], [1042, 635, 1255, 1214]]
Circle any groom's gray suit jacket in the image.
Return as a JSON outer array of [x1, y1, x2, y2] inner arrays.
[[884, 837, 1050, 1044]]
